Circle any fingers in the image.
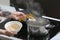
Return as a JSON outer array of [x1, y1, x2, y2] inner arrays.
[[0, 29, 17, 36], [0, 29, 6, 34], [11, 12, 26, 20], [5, 30, 17, 36], [12, 12, 26, 16], [12, 12, 25, 15]]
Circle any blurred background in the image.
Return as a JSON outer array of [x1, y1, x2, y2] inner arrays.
[[0, 0, 60, 40]]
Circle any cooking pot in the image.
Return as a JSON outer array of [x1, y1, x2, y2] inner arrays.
[[27, 17, 50, 35]]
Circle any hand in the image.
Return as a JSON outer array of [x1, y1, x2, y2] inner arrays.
[[0, 29, 17, 36], [11, 12, 26, 20]]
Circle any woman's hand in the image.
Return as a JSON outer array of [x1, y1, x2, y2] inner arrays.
[[0, 29, 17, 36]]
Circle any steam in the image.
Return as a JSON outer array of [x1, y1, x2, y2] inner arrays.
[[25, 0, 43, 17]]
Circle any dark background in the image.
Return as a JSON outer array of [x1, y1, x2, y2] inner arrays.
[[35, 0, 60, 19], [39, 0, 60, 19], [10, 0, 60, 19]]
